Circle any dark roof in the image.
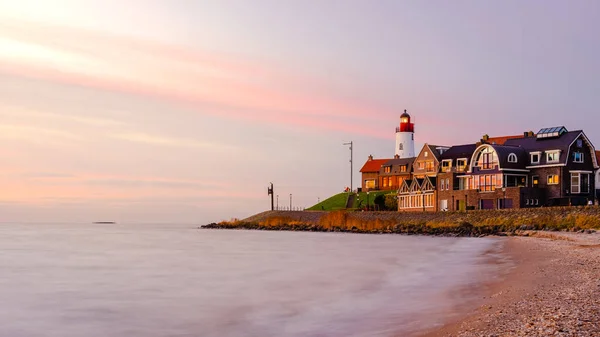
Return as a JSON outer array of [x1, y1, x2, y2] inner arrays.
[[440, 144, 477, 162], [401, 110, 410, 118], [382, 157, 415, 167], [596, 151, 600, 168], [426, 144, 450, 161], [489, 145, 528, 170], [504, 131, 582, 165], [359, 158, 392, 173]]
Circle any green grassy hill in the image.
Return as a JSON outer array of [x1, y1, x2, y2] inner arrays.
[[306, 192, 349, 211], [307, 191, 392, 211]]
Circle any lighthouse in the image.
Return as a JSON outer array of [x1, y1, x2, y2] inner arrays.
[[395, 109, 415, 158]]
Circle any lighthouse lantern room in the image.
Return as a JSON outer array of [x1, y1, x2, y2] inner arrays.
[[395, 109, 415, 158]]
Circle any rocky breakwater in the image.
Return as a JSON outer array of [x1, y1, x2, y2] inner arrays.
[[203, 206, 600, 236]]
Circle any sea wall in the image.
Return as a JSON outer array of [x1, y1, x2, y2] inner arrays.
[[203, 206, 600, 236]]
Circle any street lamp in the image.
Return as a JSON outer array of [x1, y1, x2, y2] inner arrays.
[[343, 141, 353, 192], [366, 191, 370, 211]]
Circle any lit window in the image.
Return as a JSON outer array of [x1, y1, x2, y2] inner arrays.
[[424, 151, 428, 157], [441, 160, 452, 172], [508, 153, 518, 163], [457, 159, 467, 171], [532, 176, 539, 187], [476, 147, 498, 170], [547, 175, 559, 185], [573, 152, 583, 163], [400, 165, 407, 172]]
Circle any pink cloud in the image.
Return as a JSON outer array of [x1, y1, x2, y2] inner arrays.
[[0, 20, 405, 139]]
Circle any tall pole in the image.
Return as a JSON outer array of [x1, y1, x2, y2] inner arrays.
[[343, 141, 353, 192], [290, 193, 292, 210], [268, 183, 274, 211], [277, 195, 279, 210]]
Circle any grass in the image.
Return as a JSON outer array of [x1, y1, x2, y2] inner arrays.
[[306, 190, 392, 211], [306, 192, 351, 211], [353, 191, 389, 209]]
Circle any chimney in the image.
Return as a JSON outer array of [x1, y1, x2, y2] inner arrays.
[[394, 154, 400, 159], [524, 131, 528, 137], [528, 131, 534, 137], [481, 134, 489, 143], [368, 155, 373, 161]]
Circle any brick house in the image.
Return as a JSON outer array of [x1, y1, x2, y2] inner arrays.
[[359, 155, 392, 191], [397, 144, 449, 212], [596, 151, 600, 203], [379, 156, 415, 191], [428, 127, 598, 211]]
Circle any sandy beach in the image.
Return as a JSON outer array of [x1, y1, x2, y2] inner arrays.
[[422, 231, 600, 336]]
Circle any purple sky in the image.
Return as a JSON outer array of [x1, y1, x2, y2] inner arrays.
[[1, 0, 599, 223]]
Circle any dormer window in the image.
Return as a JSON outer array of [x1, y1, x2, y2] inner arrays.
[[424, 151, 428, 157], [546, 150, 560, 163], [475, 146, 498, 170], [508, 153, 518, 163], [456, 159, 467, 171], [441, 160, 452, 172], [530, 152, 541, 165], [573, 152, 584, 163]]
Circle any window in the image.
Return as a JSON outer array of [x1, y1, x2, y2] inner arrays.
[[446, 178, 450, 191], [457, 159, 467, 171], [546, 151, 560, 163], [573, 152, 583, 163], [400, 165, 407, 172], [577, 139, 583, 148], [531, 153, 540, 164], [571, 173, 580, 194], [547, 175, 559, 185], [532, 175, 539, 187], [440, 179, 445, 191], [424, 151, 428, 157], [508, 153, 518, 163], [418, 162, 425, 170], [365, 180, 375, 189], [441, 160, 452, 172], [384, 166, 391, 173], [399, 143, 403, 151], [475, 147, 498, 170], [426, 161, 435, 172], [571, 173, 590, 194]]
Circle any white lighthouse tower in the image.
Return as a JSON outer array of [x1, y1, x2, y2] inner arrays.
[[395, 109, 415, 158]]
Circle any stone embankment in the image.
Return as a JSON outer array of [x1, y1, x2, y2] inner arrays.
[[202, 206, 600, 236]]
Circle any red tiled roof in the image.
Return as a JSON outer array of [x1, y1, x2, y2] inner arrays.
[[359, 158, 391, 173], [486, 135, 525, 145]]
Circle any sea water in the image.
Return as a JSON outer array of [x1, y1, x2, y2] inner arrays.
[[0, 224, 507, 337]]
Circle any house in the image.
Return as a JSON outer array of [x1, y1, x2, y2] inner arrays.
[[397, 144, 449, 212], [593, 150, 600, 204], [359, 155, 392, 191], [379, 156, 415, 191], [437, 144, 477, 211], [427, 127, 598, 210]]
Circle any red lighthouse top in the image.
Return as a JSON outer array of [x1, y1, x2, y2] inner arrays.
[[396, 109, 414, 133]]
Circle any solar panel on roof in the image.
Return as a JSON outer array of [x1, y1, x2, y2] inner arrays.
[[536, 126, 567, 139]]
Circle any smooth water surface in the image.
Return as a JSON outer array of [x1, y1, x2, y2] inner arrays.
[[0, 224, 506, 337]]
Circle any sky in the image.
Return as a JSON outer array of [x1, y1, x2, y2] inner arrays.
[[1, 0, 599, 224]]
